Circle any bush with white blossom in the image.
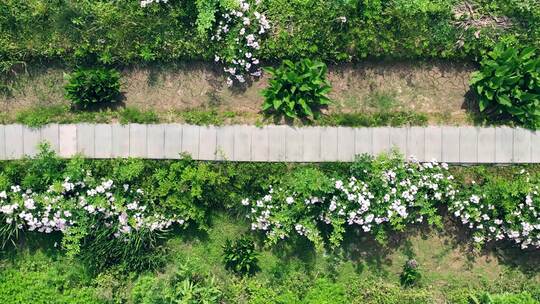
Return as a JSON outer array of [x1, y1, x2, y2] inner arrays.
[[140, 0, 168, 8], [211, 0, 270, 86], [450, 169, 540, 250], [0, 172, 185, 253], [140, 0, 270, 87], [241, 153, 457, 250]]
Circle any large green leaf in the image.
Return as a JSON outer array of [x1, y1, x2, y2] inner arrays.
[[470, 71, 485, 85], [479, 98, 489, 112], [497, 94, 512, 107]]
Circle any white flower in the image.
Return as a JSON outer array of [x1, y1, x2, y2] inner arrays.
[[24, 199, 35, 210], [286, 197, 294, 204]]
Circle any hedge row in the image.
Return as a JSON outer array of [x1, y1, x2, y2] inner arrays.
[[1, 0, 539, 69]]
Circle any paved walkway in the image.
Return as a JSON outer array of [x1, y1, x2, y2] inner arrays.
[[0, 124, 538, 163]]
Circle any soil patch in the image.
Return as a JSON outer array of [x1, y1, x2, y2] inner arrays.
[[1, 61, 476, 125]]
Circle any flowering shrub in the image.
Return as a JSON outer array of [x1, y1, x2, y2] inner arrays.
[[450, 170, 540, 249], [0, 169, 185, 270], [141, 0, 270, 86], [140, 0, 168, 8], [241, 153, 457, 250], [0, 176, 183, 241], [211, 0, 270, 86]]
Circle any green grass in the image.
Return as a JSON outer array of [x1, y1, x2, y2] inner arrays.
[[318, 111, 428, 127], [152, 214, 540, 303], [365, 90, 400, 112], [12, 105, 159, 127], [1, 213, 539, 303], [177, 109, 231, 126], [0, 250, 101, 303], [5, 104, 431, 128]]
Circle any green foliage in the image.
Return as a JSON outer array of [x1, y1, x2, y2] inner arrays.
[[146, 158, 230, 229], [470, 42, 540, 129], [346, 278, 434, 304], [79, 227, 168, 272], [131, 262, 222, 304], [319, 111, 428, 127], [400, 259, 422, 287], [303, 278, 348, 304], [11, 105, 159, 126], [222, 236, 259, 276], [0, 0, 537, 67], [119, 107, 159, 124], [65, 68, 121, 108], [179, 109, 226, 125], [15, 105, 69, 128], [0, 251, 101, 304], [262, 59, 331, 119], [19, 143, 64, 192], [3, 153, 540, 304], [469, 292, 539, 304]]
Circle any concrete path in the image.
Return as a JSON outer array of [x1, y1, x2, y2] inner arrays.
[[0, 124, 538, 163]]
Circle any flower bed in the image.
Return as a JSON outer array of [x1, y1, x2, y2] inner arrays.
[[1, 149, 540, 261]]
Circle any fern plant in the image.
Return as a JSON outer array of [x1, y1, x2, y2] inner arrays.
[[262, 59, 331, 119], [470, 42, 540, 129]]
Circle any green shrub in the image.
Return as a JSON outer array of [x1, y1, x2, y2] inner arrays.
[[470, 43, 540, 129], [399, 259, 422, 287], [65, 68, 121, 108], [145, 158, 230, 230], [19, 143, 64, 192], [262, 59, 331, 119], [222, 236, 259, 276], [241, 153, 454, 249]]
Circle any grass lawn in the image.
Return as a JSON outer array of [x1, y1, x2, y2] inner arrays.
[[1, 213, 539, 303]]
